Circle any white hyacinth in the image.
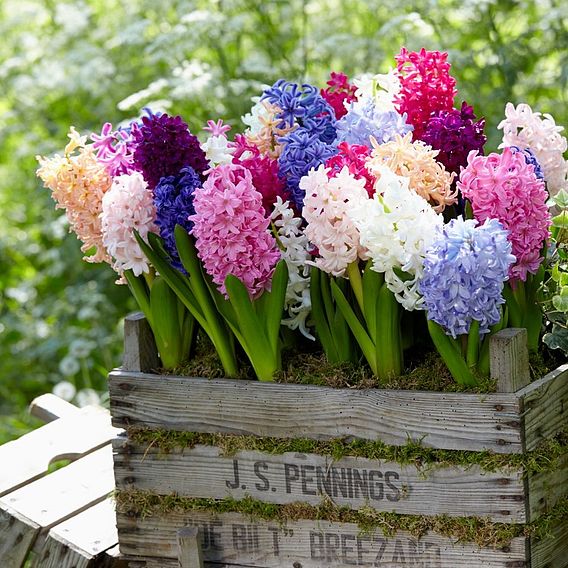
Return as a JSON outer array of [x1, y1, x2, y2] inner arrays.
[[242, 96, 272, 136], [498, 102, 568, 196], [271, 197, 314, 340], [352, 69, 401, 114], [349, 166, 443, 310], [201, 134, 234, 166]]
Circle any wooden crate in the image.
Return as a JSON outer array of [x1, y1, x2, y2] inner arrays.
[[110, 314, 568, 567]]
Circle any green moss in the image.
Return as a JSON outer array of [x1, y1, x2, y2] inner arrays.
[[127, 426, 568, 475], [115, 490, 568, 548]]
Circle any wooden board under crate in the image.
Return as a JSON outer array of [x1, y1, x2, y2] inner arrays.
[[109, 314, 568, 567]]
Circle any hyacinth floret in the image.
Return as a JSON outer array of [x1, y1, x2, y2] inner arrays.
[[232, 134, 289, 214], [335, 99, 413, 149], [190, 164, 280, 297], [421, 102, 486, 175], [419, 218, 515, 338], [36, 127, 112, 264], [498, 102, 568, 195], [132, 113, 208, 188], [395, 48, 457, 140], [320, 72, 357, 120], [201, 119, 234, 167], [278, 127, 336, 209], [324, 142, 375, 196], [509, 146, 544, 181], [349, 166, 444, 310], [352, 69, 401, 114], [91, 122, 136, 177], [271, 197, 314, 340], [262, 79, 336, 143], [458, 147, 551, 282], [301, 165, 369, 277], [153, 166, 202, 270], [367, 133, 457, 212], [101, 171, 158, 278]]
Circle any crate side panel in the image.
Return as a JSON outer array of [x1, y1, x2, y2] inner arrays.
[[116, 510, 527, 567], [113, 441, 526, 523], [527, 450, 568, 522], [109, 371, 522, 453], [531, 520, 568, 568]]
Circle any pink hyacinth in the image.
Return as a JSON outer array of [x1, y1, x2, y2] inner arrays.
[[394, 48, 457, 140], [190, 164, 281, 297], [324, 142, 375, 196], [320, 72, 357, 119], [458, 147, 551, 282]]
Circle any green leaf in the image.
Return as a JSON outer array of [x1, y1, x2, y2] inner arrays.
[[262, 260, 288, 354], [309, 268, 337, 360], [543, 325, 568, 354], [553, 293, 568, 313], [150, 277, 182, 369], [362, 263, 383, 342], [123, 270, 151, 324]]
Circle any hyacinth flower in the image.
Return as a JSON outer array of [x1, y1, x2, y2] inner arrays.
[[325, 141, 375, 196], [394, 47, 458, 140], [342, 166, 444, 379], [320, 71, 357, 119], [301, 165, 369, 363], [191, 163, 285, 381], [419, 218, 515, 385], [458, 148, 552, 351], [91, 121, 136, 177], [498, 102, 568, 196]]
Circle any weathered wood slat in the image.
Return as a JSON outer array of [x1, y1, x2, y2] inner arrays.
[[33, 499, 118, 568], [530, 519, 568, 567], [177, 526, 204, 568], [518, 364, 568, 451], [109, 371, 523, 453], [491, 328, 531, 393], [0, 504, 39, 568], [123, 312, 159, 373], [113, 441, 526, 523], [0, 406, 120, 497], [28, 394, 80, 423], [116, 510, 528, 567]]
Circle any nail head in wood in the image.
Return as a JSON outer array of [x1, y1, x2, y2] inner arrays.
[[123, 312, 159, 373], [490, 328, 531, 393], [177, 526, 203, 568]]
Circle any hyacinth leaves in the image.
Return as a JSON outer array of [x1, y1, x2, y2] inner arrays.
[[309, 268, 357, 364], [123, 270, 196, 370], [330, 261, 403, 381], [215, 260, 289, 381], [134, 227, 239, 378]]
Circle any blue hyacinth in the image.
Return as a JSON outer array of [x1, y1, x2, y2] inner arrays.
[[277, 127, 336, 209], [419, 217, 515, 338], [153, 165, 201, 270], [510, 145, 545, 180], [262, 79, 337, 144], [335, 101, 413, 148]]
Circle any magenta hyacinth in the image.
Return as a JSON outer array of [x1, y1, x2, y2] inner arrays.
[[458, 147, 551, 282], [190, 164, 281, 297], [131, 113, 208, 188]]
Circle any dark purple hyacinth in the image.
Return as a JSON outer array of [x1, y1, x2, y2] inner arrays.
[[153, 165, 201, 270], [277, 127, 336, 209], [132, 114, 208, 189], [510, 146, 545, 180], [422, 102, 486, 175], [262, 80, 337, 144]]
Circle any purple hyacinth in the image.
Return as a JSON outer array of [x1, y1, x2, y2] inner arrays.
[[419, 217, 515, 338], [335, 100, 413, 148], [510, 146, 545, 180], [132, 113, 208, 189], [421, 102, 486, 175], [277, 127, 336, 209], [262, 80, 337, 144], [153, 165, 201, 270]]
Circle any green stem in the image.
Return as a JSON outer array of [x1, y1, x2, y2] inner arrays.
[[346, 261, 364, 314], [376, 284, 403, 379], [503, 283, 522, 328], [466, 320, 480, 372], [427, 320, 478, 387]]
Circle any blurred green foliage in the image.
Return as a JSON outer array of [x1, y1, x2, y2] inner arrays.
[[1, 0, 567, 442]]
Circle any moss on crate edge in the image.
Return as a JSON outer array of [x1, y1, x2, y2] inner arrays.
[[126, 426, 568, 475], [115, 490, 568, 549]]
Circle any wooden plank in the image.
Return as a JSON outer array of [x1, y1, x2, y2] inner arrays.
[[109, 370, 523, 453], [28, 394, 80, 423], [531, 520, 568, 568], [527, 450, 568, 522], [123, 312, 159, 373], [113, 441, 526, 523], [33, 499, 118, 568], [0, 445, 114, 529], [116, 510, 528, 567], [490, 328, 531, 393], [0, 406, 120, 497], [177, 526, 204, 568], [517, 364, 568, 451], [0, 504, 39, 568]]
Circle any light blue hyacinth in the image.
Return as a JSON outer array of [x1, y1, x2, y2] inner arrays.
[[419, 217, 516, 338]]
